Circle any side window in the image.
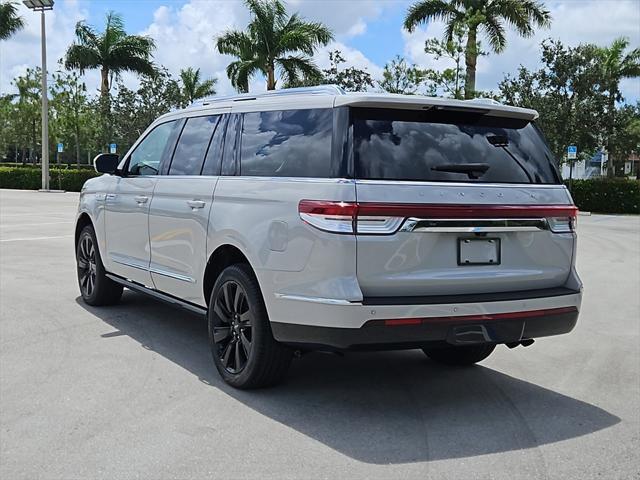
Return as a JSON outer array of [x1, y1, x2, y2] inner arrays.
[[127, 121, 176, 176], [169, 115, 220, 175], [202, 115, 228, 176], [240, 109, 333, 178]]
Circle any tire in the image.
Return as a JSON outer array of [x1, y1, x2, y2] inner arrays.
[[208, 264, 292, 389], [422, 343, 496, 366], [76, 225, 123, 306]]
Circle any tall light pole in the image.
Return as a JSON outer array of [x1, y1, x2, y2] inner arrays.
[[23, 0, 54, 191]]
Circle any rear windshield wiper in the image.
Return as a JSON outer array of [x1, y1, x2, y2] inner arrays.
[[431, 163, 490, 179]]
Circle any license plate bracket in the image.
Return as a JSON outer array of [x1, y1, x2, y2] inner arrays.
[[458, 238, 501, 266]]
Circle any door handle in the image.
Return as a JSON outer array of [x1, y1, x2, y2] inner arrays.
[[105, 193, 117, 200], [187, 200, 206, 209], [134, 195, 149, 205]]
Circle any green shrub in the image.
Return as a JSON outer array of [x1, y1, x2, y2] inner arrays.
[[0, 167, 101, 192], [566, 179, 639, 214], [0, 162, 94, 169]]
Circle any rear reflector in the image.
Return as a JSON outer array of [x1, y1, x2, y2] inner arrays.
[[299, 200, 578, 235], [371, 306, 578, 327]]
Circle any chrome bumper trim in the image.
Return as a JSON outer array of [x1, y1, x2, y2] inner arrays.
[[400, 217, 549, 233]]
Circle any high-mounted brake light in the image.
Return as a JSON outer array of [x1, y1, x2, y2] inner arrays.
[[298, 201, 578, 235]]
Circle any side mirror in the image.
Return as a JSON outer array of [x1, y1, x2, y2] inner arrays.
[[93, 153, 120, 175]]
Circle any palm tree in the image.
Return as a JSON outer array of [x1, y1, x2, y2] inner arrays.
[[0, 1, 24, 40], [599, 37, 640, 176], [216, 0, 333, 92], [404, 0, 551, 99], [179, 67, 217, 106], [64, 11, 156, 101]]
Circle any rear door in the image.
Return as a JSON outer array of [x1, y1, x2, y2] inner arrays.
[[351, 107, 576, 299], [148, 111, 228, 305]]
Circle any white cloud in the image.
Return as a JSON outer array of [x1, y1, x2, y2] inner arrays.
[[288, 0, 394, 39], [402, 0, 640, 100], [0, 0, 88, 95], [140, 0, 387, 95], [0, 0, 390, 98]]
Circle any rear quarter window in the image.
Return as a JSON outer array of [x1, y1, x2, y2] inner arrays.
[[169, 115, 220, 175], [240, 109, 333, 178], [353, 108, 561, 184]]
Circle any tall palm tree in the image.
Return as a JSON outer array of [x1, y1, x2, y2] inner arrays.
[[404, 0, 551, 99], [599, 37, 640, 176], [64, 11, 156, 101], [0, 1, 24, 40], [179, 67, 217, 106], [216, 0, 333, 92]]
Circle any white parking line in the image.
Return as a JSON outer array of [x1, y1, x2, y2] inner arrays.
[[0, 235, 73, 242], [1, 221, 74, 227]]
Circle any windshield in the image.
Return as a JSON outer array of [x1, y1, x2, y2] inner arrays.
[[352, 107, 561, 184]]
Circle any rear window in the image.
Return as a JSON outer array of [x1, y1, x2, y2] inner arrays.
[[169, 115, 220, 175], [240, 109, 332, 177], [352, 108, 561, 184]]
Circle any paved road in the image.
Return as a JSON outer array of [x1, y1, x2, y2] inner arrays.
[[0, 188, 638, 480]]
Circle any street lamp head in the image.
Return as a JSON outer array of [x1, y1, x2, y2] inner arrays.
[[23, 0, 54, 11]]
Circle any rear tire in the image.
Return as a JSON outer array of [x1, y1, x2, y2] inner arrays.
[[422, 343, 496, 366], [208, 264, 292, 389], [76, 225, 123, 306]]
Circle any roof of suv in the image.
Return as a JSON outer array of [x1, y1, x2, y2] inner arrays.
[[160, 85, 538, 122]]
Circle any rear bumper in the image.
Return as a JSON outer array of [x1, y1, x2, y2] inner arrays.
[[269, 288, 582, 350]]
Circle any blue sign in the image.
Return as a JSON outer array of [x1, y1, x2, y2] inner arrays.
[[567, 145, 577, 159], [57, 143, 63, 153], [109, 143, 117, 154]]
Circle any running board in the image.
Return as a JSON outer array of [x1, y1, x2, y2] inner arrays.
[[106, 273, 208, 317]]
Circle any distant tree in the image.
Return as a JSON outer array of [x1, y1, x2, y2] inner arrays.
[[499, 39, 606, 163], [216, 0, 333, 92], [49, 70, 89, 166], [179, 67, 217, 106], [10, 68, 41, 164], [598, 38, 640, 176], [112, 68, 181, 152], [0, 1, 23, 40], [404, 0, 551, 99], [607, 103, 640, 177], [422, 24, 476, 99], [322, 50, 374, 92], [379, 56, 427, 95], [65, 12, 156, 101]]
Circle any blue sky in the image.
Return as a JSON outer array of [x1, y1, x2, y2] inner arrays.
[[1, 0, 639, 103]]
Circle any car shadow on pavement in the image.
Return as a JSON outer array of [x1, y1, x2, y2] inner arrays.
[[77, 291, 620, 465]]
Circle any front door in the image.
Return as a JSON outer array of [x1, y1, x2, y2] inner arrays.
[[104, 120, 179, 286]]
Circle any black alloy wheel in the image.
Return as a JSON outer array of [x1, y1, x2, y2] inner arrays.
[[212, 280, 253, 374], [77, 233, 97, 298]]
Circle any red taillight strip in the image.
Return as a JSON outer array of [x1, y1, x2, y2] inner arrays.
[[298, 200, 358, 216], [357, 203, 578, 219], [299, 200, 577, 220], [374, 306, 578, 327]]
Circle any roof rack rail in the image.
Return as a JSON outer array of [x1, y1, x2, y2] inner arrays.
[[465, 97, 503, 106], [191, 84, 346, 107]]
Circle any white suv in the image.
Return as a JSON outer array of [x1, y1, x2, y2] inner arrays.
[[75, 86, 582, 389]]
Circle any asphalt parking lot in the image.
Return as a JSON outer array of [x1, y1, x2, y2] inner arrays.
[[0, 188, 638, 480]]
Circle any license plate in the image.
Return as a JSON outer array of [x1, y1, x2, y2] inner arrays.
[[458, 238, 501, 265]]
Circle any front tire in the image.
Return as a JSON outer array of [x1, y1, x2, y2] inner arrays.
[[76, 225, 123, 306], [422, 343, 496, 366], [208, 264, 292, 389]]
